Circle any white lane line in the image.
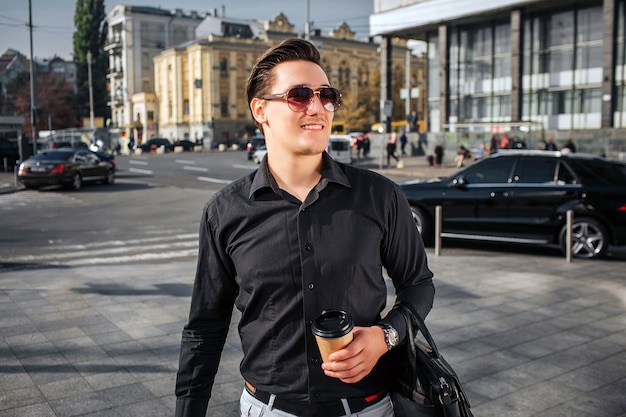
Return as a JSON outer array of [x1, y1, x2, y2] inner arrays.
[[129, 160, 149, 165], [3, 240, 198, 262], [129, 168, 153, 175], [233, 164, 257, 170], [64, 249, 198, 265], [183, 166, 209, 172], [197, 176, 232, 184], [40, 233, 198, 251], [176, 159, 196, 164]]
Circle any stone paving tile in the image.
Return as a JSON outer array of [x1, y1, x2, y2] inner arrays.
[[1, 252, 624, 416]]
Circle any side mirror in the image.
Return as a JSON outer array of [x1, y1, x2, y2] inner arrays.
[[451, 175, 467, 188]]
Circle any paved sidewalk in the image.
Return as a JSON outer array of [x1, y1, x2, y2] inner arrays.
[[1, 249, 624, 416]]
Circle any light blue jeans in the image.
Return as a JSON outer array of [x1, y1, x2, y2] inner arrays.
[[240, 388, 394, 417]]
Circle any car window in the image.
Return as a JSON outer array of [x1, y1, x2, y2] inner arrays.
[[464, 158, 515, 184], [513, 158, 558, 183], [566, 159, 626, 185]]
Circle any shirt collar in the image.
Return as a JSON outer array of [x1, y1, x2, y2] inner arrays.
[[249, 151, 351, 200]]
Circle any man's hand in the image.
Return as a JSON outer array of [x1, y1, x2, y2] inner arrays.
[[321, 326, 388, 383]]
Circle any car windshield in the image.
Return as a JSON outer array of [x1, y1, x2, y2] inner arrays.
[[31, 150, 74, 162], [329, 140, 350, 151], [566, 159, 626, 185]]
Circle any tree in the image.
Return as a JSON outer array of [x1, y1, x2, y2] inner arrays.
[[8, 72, 80, 134], [336, 71, 381, 132], [73, 0, 109, 124]]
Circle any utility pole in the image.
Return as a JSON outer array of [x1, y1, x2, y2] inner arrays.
[[28, 0, 37, 154], [304, 0, 310, 40], [87, 50, 95, 129]]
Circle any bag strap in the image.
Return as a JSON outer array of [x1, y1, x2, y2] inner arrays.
[[396, 301, 442, 359]]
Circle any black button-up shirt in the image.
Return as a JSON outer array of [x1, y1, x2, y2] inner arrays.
[[175, 153, 434, 416]]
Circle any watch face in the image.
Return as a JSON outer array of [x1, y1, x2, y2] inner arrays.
[[388, 328, 399, 347]]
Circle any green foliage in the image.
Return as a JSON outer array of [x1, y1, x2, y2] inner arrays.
[[73, 0, 109, 121]]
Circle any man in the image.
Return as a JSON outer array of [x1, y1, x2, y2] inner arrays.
[[175, 38, 435, 417]]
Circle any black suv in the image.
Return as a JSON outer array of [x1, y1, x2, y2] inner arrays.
[[399, 150, 626, 259]]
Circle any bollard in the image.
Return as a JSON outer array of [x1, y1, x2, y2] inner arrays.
[[566, 210, 573, 263], [435, 205, 442, 256]]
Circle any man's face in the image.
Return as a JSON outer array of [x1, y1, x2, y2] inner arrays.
[[252, 60, 335, 158]]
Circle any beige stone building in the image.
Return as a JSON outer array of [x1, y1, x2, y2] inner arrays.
[[153, 13, 426, 148]]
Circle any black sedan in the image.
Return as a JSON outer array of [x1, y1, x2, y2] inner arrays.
[[399, 150, 626, 259], [137, 138, 173, 153], [17, 148, 115, 191]]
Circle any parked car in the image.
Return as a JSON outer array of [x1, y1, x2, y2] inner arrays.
[[137, 138, 173, 153], [44, 140, 89, 150], [246, 136, 266, 160], [399, 150, 626, 259], [326, 135, 353, 164], [173, 139, 196, 151], [17, 148, 115, 191]]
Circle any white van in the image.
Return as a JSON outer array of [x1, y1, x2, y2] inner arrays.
[[326, 135, 353, 164]]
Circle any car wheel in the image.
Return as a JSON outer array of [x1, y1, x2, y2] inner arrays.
[[410, 206, 433, 246], [560, 217, 608, 259], [105, 169, 115, 184], [71, 173, 82, 191]]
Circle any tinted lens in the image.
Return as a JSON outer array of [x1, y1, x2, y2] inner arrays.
[[319, 88, 341, 112], [285, 87, 341, 112], [286, 87, 315, 111]]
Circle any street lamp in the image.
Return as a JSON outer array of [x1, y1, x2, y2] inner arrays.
[[86, 50, 95, 129]]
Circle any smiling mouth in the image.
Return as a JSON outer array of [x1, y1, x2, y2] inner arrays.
[[301, 123, 324, 130]]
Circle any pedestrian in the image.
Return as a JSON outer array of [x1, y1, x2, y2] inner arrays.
[[434, 142, 444, 167], [562, 138, 576, 153], [454, 144, 470, 167], [489, 134, 498, 154], [545, 137, 557, 151], [399, 130, 408, 156], [174, 38, 435, 417], [386, 132, 400, 167]]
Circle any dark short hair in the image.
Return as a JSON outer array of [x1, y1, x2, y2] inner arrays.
[[245, 38, 322, 124]]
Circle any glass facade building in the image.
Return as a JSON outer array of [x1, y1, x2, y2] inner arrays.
[[372, 0, 626, 156]]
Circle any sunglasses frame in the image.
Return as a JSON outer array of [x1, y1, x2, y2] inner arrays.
[[262, 86, 342, 112]]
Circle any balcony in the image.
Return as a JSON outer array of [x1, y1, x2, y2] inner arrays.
[[104, 36, 123, 52]]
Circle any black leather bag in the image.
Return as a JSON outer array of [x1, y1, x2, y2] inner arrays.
[[390, 302, 474, 417]]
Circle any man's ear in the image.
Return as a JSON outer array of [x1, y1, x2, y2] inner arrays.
[[250, 98, 267, 125]]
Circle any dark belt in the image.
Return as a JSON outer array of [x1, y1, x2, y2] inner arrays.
[[245, 381, 387, 417]]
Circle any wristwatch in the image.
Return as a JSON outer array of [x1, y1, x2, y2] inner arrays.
[[377, 324, 399, 350]]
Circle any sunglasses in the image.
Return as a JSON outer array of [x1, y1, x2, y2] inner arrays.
[[262, 86, 342, 112]]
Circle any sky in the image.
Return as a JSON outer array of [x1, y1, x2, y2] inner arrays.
[[0, 0, 374, 61]]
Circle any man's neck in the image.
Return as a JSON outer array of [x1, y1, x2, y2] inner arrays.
[[267, 153, 323, 202]]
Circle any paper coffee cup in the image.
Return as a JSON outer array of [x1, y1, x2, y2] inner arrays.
[[311, 310, 354, 362]]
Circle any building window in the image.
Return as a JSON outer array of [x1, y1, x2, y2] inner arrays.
[[221, 97, 229, 117], [220, 58, 228, 77], [183, 99, 189, 115]]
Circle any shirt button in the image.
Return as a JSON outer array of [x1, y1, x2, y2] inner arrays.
[[310, 357, 319, 364], [308, 283, 314, 290], [304, 244, 312, 251]]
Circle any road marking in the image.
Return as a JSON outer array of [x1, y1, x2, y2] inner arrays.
[[129, 160, 148, 165], [0, 233, 199, 269], [183, 166, 209, 172], [233, 164, 257, 170], [176, 159, 196, 164], [197, 176, 232, 184], [129, 168, 153, 175]]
